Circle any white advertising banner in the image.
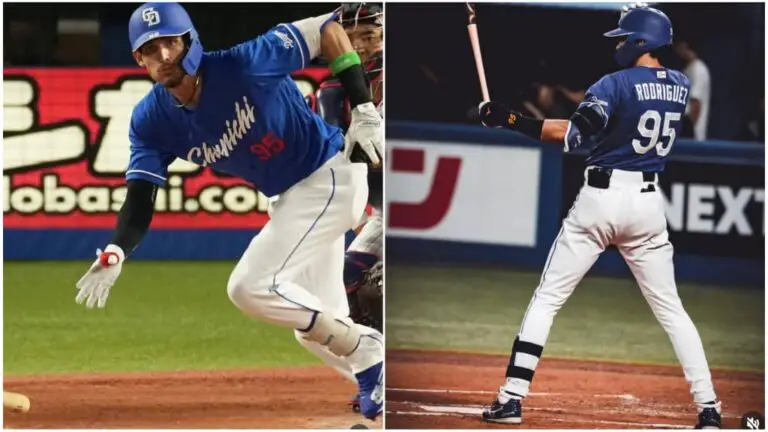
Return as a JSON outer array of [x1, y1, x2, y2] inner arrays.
[[386, 139, 541, 247]]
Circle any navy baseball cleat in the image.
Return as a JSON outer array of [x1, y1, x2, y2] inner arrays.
[[695, 401, 722, 429], [349, 393, 361, 413], [355, 361, 383, 420], [482, 395, 522, 424]]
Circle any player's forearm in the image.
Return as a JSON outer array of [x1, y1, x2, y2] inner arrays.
[[541, 119, 569, 142], [111, 180, 157, 256], [480, 101, 561, 143], [321, 20, 355, 64], [321, 21, 372, 108], [503, 116, 567, 142]]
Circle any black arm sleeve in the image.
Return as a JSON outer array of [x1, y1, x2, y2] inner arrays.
[[112, 180, 157, 255], [569, 104, 606, 138], [506, 114, 544, 140], [336, 64, 372, 108]]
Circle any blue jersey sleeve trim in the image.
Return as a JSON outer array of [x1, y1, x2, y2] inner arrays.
[[126, 169, 167, 186], [278, 23, 310, 70]]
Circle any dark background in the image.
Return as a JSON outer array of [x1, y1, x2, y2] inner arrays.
[[386, 2, 764, 142], [4, 3, 335, 67]]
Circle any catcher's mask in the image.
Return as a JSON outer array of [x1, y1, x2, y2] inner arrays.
[[338, 3, 383, 64], [338, 2, 383, 29]]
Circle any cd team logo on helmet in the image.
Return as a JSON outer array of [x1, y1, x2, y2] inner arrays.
[[129, 2, 203, 75], [603, 6, 673, 67], [141, 7, 161, 26]]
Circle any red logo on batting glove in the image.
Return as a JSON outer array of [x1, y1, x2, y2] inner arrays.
[[99, 252, 120, 267]]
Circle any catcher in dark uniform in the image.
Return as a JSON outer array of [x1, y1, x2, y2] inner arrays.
[[317, 2, 383, 413]]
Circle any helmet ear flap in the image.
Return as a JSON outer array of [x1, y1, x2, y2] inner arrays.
[[180, 29, 203, 75]]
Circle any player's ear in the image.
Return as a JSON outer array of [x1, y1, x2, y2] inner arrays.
[[132, 51, 145, 68]]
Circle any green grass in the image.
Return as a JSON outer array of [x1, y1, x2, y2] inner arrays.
[[4, 262, 319, 376], [386, 264, 765, 372]]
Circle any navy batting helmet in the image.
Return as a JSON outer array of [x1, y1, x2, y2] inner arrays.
[[603, 6, 673, 67], [128, 2, 203, 76]]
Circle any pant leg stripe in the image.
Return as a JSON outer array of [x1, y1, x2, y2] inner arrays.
[[269, 169, 337, 316], [273, 168, 337, 286]]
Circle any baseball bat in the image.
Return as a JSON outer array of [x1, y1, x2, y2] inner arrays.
[[4, 391, 30, 413], [466, 3, 490, 102]]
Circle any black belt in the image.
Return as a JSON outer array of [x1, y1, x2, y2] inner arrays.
[[586, 167, 657, 191]]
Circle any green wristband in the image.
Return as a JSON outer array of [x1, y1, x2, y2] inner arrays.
[[331, 51, 362, 76]]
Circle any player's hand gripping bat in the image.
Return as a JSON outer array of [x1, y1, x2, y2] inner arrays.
[[466, 3, 490, 102]]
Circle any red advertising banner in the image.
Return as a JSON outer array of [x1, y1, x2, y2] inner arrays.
[[3, 67, 331, 229]]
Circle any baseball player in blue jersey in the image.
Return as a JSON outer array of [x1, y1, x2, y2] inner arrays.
[[477, 5, 721, 428], [74, 2, 383, 420]]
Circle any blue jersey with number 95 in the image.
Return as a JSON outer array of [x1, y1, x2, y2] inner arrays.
[[127, 23, 343, 197], [571, 67, 690, 173]]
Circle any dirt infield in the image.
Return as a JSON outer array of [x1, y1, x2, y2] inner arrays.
[[386, 349, 764, 429], [3, 366, 381, 429]]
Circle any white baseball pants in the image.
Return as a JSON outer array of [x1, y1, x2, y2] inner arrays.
[[504, 167, 717, 405], [226, 153, 371, 380]]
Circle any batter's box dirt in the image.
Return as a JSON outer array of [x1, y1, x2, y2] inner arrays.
[[386, 349, 764, 429], [4, 366, 382, 429]]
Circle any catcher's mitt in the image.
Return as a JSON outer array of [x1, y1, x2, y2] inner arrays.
[[347, 260, 383, 332]]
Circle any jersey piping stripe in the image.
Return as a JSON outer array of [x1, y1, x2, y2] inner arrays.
[[125, 169, 167, 181], [268, 168, 337, 314]]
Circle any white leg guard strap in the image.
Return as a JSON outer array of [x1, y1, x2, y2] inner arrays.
[[299, 310, 364, 358]]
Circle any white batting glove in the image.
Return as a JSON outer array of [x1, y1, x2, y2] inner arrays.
[[344, 102, 383, 166], [75, 244, 125, 309]]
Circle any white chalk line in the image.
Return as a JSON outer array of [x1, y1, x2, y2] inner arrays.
[[387, 387, 740, 419], [396, 401, 686, 419], [388, 388, 741, 419], [400, 401, 701, 421], [388, 387, 638, 400], [388, 387, 494, 395], [387, 410, 693, 429]]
